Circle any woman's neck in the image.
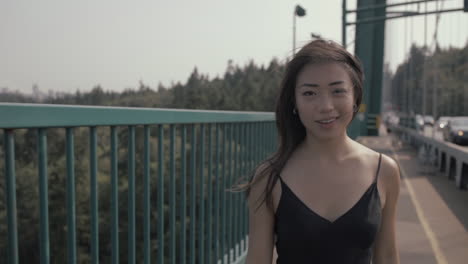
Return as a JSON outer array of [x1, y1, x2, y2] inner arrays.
[[299, 132, 354, 163]]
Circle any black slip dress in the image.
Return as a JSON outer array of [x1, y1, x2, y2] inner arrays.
[[274, 154, 382, 264]]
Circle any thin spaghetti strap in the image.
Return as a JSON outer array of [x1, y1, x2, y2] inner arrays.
[[374, 153, 382, 183], [278, 175, 285, 184]]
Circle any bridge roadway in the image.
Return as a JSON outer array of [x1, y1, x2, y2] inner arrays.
[[357, 129, 468, 264], [267, 128, 468, 264]]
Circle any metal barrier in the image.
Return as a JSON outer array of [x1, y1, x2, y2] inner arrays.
[[0, 103, 277, 264], [366, 113, 380, 130], [393, 125, 468, 190]]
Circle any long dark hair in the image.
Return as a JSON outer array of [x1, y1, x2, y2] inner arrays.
[[241, 39, 364, 212]]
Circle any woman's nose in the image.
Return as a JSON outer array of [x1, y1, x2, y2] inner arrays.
[[318, 94, 334, 113]]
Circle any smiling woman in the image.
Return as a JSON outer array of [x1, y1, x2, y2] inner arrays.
[[242, 39, 401, 264]]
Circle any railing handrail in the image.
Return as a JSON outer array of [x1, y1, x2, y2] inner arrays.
[[396, 126, 468, 161], [0, 103, 275, 129]]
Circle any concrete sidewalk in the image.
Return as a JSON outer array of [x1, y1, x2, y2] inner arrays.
[[358, 134, 468, 264]]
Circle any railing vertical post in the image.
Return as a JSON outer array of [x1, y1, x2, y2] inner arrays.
[[143, 125, 151, 264], [157, 125, 165, 264], [270, 122, 275, 153], [4, 129, 19, 264], [266, 122, 270, 151], [198, 124, 205, 264], [38, 128, 50, 264], [263, 122, 267, 158], [189, 124, 197, 264], [249, 122, 254, 173], [255, 122, 265, 168], [89, 127, 99, 264], [214, 124, 220, 263], [244, 123, 253, 240], [267, 122, 271, 154], [66, 128, 77, 264], [170, 124, 176, 264], [252, 122, 260, 170], [264, 123, 271, 155], [254, 123, 258, 166], [234, 123, 240, 257], [110, 126, 119, 264], [180, 125, 187, 264], [128, 126, 136, 264], [206, 123, 213, 264], [263, 123, 270, 155], [265, 122, 269, 156], [243, 123, 251, 240], [220, 123, 226, 263], [239, 123, 247, 251], [228, 123, 234, 261]]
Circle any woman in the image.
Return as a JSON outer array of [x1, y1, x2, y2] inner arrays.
[[245, 39, 400, 264]]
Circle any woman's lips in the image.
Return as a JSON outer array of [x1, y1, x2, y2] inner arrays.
[[316, 117, 339, 128]]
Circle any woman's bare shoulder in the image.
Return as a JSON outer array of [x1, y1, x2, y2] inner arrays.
[[350, 140, 381, 163], [352, 142, 401, 206], [379, 154, 401, 193], [246, 162, 276, 264], [248, 162, 273, 208]]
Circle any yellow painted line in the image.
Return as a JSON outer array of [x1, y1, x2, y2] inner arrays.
[[391, 148, 448, 264]]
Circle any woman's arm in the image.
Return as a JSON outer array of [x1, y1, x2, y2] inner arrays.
[[373, 155, 401, 264], [245, 171, 275, 264]]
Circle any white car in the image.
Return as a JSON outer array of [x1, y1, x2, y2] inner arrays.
[[423, 115, 434, 126], [436, 116, 451, 130]]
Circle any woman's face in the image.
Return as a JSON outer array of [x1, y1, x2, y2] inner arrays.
[[294, 62, 355, 141]]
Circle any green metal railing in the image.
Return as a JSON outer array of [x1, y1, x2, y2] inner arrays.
[[0, 103, 277, 264]]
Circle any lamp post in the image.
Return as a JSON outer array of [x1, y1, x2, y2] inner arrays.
[[311, 33, 322, 39], [293, 5, 306, 56]]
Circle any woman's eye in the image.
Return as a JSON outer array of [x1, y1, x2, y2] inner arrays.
[[303, 91, 316, 96], [333, 89, 346, 94]]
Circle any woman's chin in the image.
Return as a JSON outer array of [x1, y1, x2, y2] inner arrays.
[[307, 129, 346, 141]]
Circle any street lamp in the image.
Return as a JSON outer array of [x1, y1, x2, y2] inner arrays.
[[293, 5, 306, 56]]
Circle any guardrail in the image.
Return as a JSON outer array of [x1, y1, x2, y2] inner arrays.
[[392, 125, 468, 190], [0, 103, 277, 264]]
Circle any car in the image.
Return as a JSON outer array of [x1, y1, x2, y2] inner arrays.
[[383, 112, 399, 133], [435, 116, 451, 130], [383, 112, 399, 125], [415, 115, 424, 131], [442, 117, 468, 145], [423, 115, 434, 126]]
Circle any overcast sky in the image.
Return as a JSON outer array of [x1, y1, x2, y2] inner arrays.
[[1, 0, 467, 94]]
